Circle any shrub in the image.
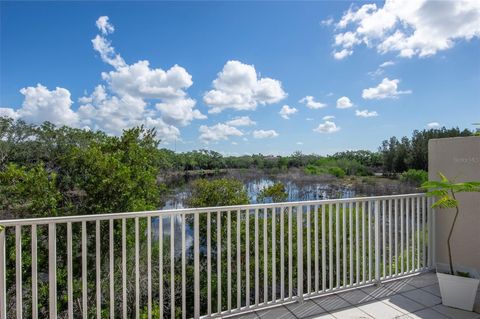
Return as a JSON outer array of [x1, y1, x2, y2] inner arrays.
[[328, 166, 346, 178], [257, 182, 288, 203], [400, 169, 428, 186], [187, 178, 249, 207]]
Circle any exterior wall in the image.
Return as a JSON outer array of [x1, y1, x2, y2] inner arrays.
[[428, 136, 480, 272]]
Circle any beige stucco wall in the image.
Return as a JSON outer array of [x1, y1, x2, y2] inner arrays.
[[428, 136, 480, 272]]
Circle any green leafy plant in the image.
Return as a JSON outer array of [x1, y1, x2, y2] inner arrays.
[[421, 173, 480, 275], [400, 169, 428, 186], [257, 182, 288, 203]]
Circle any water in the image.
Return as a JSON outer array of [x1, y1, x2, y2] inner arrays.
[[161, 168, 417, 209], [155, 169, 420, 255]]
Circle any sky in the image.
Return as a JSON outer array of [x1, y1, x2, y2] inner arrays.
[[1, 1, 479, 155]]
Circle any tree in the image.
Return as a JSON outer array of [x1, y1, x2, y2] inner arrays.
[[187, 178, 249, 207], [257, 182, 288, 203], [0, 163, 60, 219]]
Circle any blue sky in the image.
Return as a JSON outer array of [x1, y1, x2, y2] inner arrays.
[[1, 1, 479, 155]]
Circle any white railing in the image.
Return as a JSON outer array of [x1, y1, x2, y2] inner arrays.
[[0, 193, 435, 319]]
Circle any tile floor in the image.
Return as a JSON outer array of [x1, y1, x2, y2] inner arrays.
[[228, 272, 480, 319]]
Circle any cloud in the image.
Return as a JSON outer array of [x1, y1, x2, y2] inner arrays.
[[299, 96, 327, 109], [333, 49, 353, 60], [336, 96, 353, 109], [379, 61, 395, 68], [96, 16, 114, 35], [226, 116, 256, 127], [332, 0, 480, 58], [368, 60, 395, 77], [199, 123, 243, 143], [203, 60, 286, 113], [252, 129, 279, 139], [321, 17, 334, 26], [313, 120, 340, 133], [322, 115, 335, 120], [356, 109, 379, 117], [296, 141, 304, 145], [91, 35, 126, 69], [3, 84, 79, 126], [2, 16, 204, 142], [279, 105, 298, 119], [362, 77, 411, 99], [0, 107, 20, 119], [427, 122, 441, 128]]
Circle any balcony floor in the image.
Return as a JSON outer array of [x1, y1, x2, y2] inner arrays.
[[229, 272, 480, 319]]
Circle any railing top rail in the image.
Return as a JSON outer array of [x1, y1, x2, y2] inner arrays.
[[0, 192, 426, 226]]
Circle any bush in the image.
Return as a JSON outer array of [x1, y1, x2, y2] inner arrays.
[[328, 166, 346, 178], [400, 169, 428, 186], [257, 182, 288, 203], [187, 178, 249, 207]]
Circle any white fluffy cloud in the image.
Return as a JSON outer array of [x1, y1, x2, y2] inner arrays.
[[0, 107, 20, 119], [252, 129, 279, 139], [96, 16, 114, 35], [299, 96, 327, 109], [356, 109, 379, 118], [427, 122, 441, 128], [4, 84, 79, 126], [333, 49, 353, 60], [323, 115, 335, 120], [226, 116, 256, 127], [199, 123, 243, 143], [2, 16, 205, 142], [362, 78, 411, 99], [336, 96, 353, 108], [313, 121, 340, 133], [91, 35, 126, 69], [332, 0, 480, 58], [279, 105, 298, 119], [203, 60, 287, 113]]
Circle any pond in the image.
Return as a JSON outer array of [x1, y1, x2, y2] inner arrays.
[[160, 168, 420, 209], [153, 168, 421, 254]]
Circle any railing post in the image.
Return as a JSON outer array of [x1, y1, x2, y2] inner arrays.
[[297, 205, 303, 302], [48, 223, 57, 319], [194, 212, 200, 319], [374, 200, 380, 285], [0, 227, 6, 319]]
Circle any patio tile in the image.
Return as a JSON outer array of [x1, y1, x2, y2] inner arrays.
[[313, 295, 351, 312], [383, 281, 418, 294], [379, 294, 425, 314], [286, 300, 327, 318], [401, 289, 441, 307], [403, 273, 438, 288], [336, 289, 376, 305], [329, 306, 374, 319], [361, 285, 396, 299], [305, 313, 336, 319], [357, 300, 404, 318], [256, 306, 296, 319], [420, 283, 441, 297], [228, 311, 259, 318], [431, 304, 480, 319], [408, 308, 449, 319]]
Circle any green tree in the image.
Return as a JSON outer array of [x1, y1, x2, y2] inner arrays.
[[0, 163, 60, 219], [257, 182, 288, 203], [187, 178, 249, 207]]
